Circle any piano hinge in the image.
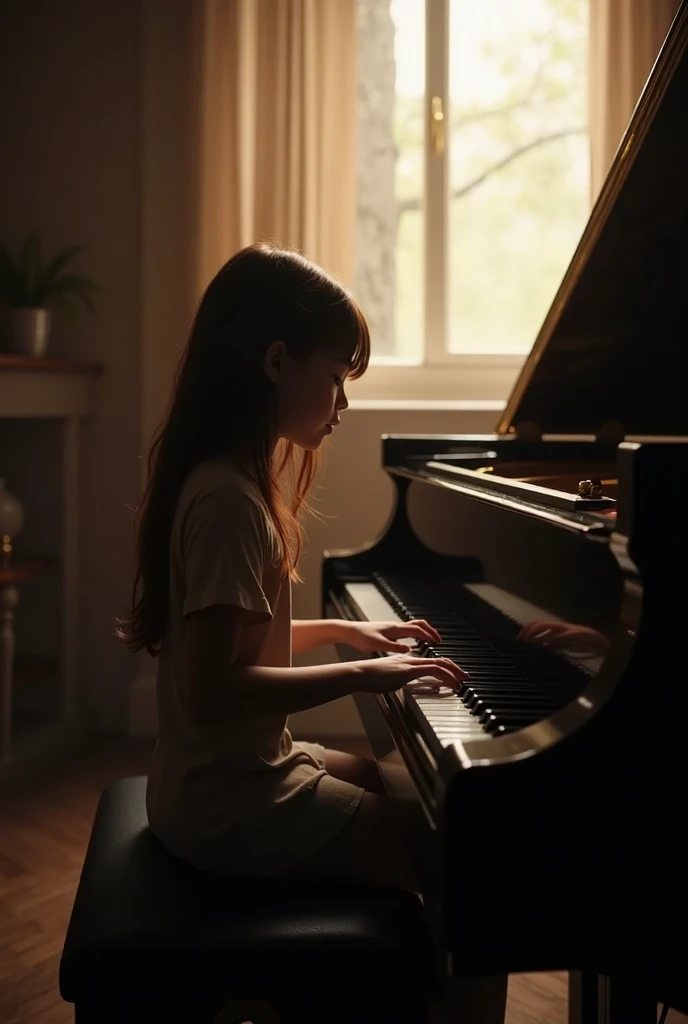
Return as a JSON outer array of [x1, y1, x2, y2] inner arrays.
[[512, 420, 542, 442], [596, 420, 626, 445]]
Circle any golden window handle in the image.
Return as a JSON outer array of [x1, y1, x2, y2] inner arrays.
[[430, 95, 445, 156]]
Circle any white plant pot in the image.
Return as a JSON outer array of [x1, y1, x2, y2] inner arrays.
[[7, 307, 51, 357]]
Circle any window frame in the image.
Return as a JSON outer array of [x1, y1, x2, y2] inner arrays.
[[424, 0, 451, 367], [364, 0, 586, 401], [368, 0, 528, 399]]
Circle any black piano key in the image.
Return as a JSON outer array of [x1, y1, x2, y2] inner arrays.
[[483, 710, 557, 732], [464, 692, 562, 712], [476, 705, 561, 726], [461, 683, 569, 701], [465, 689, 562, 707], [372, 569, 592, 744]]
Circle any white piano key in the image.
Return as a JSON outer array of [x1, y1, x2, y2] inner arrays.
[[344, 581, 421, 647], [344, 581, 490, 747]]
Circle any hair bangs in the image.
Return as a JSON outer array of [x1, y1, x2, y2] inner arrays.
[[326, 294, 370, 379], [348, 298, 371, 379]]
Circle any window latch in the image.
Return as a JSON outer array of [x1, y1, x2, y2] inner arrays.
[[430, 96, 445, 156]]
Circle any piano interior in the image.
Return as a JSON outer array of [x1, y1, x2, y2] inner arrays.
[[472, 460, 618, 499]]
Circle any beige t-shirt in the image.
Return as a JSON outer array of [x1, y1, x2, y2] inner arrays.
[[146, 458, 362, 876]]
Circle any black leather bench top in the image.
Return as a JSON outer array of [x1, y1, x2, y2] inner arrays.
[[59, 775, 435, 1003]]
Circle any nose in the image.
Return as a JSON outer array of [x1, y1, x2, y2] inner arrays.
[[337, 386, 349, 413]]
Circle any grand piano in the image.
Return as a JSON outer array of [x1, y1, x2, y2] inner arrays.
[[323, 4, 688, 1022]]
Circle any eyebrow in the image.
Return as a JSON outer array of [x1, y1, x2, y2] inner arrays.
[[334, 355, 354, 367]]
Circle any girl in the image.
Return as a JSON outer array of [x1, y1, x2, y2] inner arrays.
[[116, 243, 506, 1022]]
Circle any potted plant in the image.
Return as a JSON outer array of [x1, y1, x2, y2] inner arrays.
[[0, 232, 97, 357]]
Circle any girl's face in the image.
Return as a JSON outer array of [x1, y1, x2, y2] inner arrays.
[[264, 342, 351, 450]]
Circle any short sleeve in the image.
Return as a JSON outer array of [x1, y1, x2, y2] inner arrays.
[[181, 484, 272, 620]]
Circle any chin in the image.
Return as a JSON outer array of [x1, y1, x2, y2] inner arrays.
[[280, 424, 331, 450], [279, 433, 324, 451], [302, 436, 327, 451]]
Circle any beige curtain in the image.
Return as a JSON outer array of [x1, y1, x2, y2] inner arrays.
[[191, 0, 357, 298], [589, 0, 681, 201]]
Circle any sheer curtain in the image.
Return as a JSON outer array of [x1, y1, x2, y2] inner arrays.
[[191, 0, 357, 296], [589, 0, 681, 201]]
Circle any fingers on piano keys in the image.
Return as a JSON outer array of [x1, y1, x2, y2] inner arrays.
[[405, 677, 458, 698]]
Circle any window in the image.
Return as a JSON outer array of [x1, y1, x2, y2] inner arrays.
[[355, 0, 590, 369]]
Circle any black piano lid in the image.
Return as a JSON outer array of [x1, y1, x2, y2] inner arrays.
[[497, 1, 688, 441]]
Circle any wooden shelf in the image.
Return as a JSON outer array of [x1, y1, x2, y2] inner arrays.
[[0, 557, 54, 585], [0, 354, 103, 376]]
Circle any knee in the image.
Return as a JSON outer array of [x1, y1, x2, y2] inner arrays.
[[324, 749, 385, 793]]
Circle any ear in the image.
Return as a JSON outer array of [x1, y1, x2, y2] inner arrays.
[[263, 340, 286, 383]]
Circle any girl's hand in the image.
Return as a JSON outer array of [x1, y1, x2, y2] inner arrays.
[[337, 618, 442, 654], [517, 620, 610, 655], [358, 654, 468, 695]]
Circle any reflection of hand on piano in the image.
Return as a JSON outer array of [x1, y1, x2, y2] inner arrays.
[[517, 620, 610, 655]]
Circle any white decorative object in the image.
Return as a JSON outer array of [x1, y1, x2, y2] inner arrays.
[[7, 308, 51, 358], [0, 478, 24, 565]]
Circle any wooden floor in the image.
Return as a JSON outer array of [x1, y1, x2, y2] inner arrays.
[[0, 735, 684, 1024]]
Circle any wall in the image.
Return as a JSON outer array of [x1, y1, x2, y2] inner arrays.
[[0, 0, 143, 729]]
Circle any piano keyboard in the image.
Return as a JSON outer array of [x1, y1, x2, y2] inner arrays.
[[344, 573, 593, 754]]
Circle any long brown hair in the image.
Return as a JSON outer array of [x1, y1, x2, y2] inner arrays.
[[116, 242, 370, 656]]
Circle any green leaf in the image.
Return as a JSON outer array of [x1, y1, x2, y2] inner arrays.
[[50, 273, 97, 292], [0, 234, 98, 315], [48, 273, 98, 314], [40, 245, 82, 297]]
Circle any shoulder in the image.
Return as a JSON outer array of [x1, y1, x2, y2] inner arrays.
[[183, 459, 256, 503], [177, 460, 272, 543]]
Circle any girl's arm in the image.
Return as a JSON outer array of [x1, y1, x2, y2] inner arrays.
[[293, 617, 442, 656], [180, 604, 465, 727], [291, 619, 349, 654]]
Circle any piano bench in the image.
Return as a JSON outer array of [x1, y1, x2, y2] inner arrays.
[[59, 776, 434, 1024]]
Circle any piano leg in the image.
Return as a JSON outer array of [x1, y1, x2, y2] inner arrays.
[[569, 972, 657, 1024], [569, 972, 603, 1024], [602, 974, 657, 1024]]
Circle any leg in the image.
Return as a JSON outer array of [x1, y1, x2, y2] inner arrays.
[[280, 790, 420, 891], [323, 747, 386, 794], [324, 748, 430, 865]]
